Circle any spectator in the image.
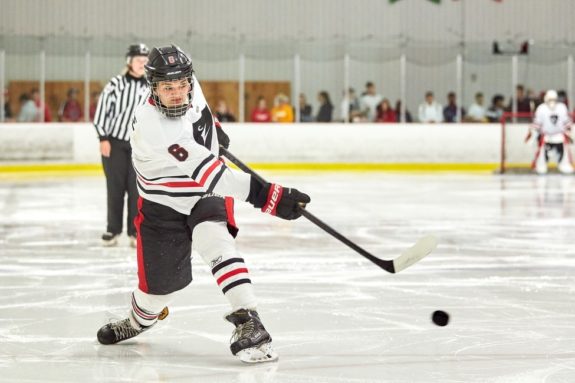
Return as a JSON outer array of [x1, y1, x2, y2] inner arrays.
[[418, 91, 443, 123], [465, 92, 488, 123], [375, 98, 396, 123], [395, 100, 413, 123], [17, 92, 39, 122], [486, 94, 506, 122], [30, 88, 52, 122], [527, 88, 539, 111], [58, 88, 83, 122], [316, 91, 333, 122], [250, 96, 271, 123], [508, 84, 532, 121], [271, 93, 294, 123], [299, 93, 313, 122], [89, 91, 100, 121], [443, 92, 465, 123], [359, 82, 383, 122], [215, 100, 236, 122], [340, 87, 361, 122], [3, 88, 15, 122]]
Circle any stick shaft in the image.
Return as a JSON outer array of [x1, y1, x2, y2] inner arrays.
[[220, 147, 395, 272]]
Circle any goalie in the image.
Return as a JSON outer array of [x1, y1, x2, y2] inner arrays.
[[528, 90, 573, 174]]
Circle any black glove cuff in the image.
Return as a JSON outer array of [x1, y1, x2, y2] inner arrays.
[[246, 177, 269, 208]]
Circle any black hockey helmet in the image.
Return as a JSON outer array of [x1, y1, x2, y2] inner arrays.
[[145, 45, 194, 118], [126, 43, 150, 58]]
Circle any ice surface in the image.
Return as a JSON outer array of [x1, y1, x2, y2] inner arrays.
[[1, 172, 575, 382]]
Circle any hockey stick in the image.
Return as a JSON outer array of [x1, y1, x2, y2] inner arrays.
[[220, 147, 437, 273]]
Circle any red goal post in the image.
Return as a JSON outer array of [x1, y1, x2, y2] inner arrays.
[[499, 111, 575, 174]]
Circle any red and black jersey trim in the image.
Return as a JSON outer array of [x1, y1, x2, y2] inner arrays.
[[136, 181, 205, 197], [206, 166, 226, 193], [133, 154, 216, 183], [134, 166, 190, 182], [191, 154, 216, 179], [136, 163, 227, 198]]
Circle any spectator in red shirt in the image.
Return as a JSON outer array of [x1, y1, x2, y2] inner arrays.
[[375, 98, 397, 123], [58, 88, 83, 122], [89, 91, 100, 121], [250, 96, 271, 123]]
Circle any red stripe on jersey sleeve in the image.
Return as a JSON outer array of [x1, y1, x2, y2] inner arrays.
[[137, 159, 223, 188]]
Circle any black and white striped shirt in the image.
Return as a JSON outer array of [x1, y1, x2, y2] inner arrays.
[[93, 72, 148, 141]]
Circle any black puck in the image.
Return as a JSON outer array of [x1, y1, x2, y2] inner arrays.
[[431, 310, 449, 326]]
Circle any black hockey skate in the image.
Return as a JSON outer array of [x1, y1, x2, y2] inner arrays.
[[101, 232, 119, 247], [97, 307, 169, 345], [225, 308, 278, 363]]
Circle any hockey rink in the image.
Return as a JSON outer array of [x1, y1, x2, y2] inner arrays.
[[1, 171, 575, 382]]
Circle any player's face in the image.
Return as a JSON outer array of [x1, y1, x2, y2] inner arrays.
[[156, 79, 191, 107]]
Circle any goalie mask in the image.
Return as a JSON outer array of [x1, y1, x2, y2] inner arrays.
[[145, 45, 194, 118], [544, 89, 558, 110]]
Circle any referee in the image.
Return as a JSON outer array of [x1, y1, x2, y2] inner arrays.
[[94, 43, 149, 247]]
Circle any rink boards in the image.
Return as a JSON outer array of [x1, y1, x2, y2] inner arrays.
[[0, 122, 522, 173]]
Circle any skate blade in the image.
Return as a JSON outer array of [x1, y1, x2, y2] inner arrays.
[[236, 342, 279, 364], [101, 239, 118, 247]]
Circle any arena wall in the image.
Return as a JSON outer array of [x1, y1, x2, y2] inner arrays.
[[0, 123, 530, 172]]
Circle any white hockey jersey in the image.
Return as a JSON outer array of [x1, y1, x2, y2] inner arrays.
[[130, 76, 251, 214], [532, 102, 572, 138]]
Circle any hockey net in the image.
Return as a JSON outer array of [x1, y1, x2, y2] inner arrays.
[[499, 112, 575, 174]]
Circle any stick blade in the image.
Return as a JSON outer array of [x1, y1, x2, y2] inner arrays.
[[392, 235, 437, 273]]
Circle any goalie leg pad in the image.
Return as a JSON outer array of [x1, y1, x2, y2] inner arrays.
[[535, 147, 548, 174], [558, 143, 574, 174]]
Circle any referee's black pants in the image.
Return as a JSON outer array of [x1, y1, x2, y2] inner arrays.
[[101, 138, 138, 237]]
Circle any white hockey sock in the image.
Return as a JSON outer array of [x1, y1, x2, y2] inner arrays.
[[130, 288, 175, 328], [193, 221, 258, 311]]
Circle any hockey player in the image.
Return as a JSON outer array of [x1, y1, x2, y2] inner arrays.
[[96, 45, 310, 364], [529, 90, 573, 174]]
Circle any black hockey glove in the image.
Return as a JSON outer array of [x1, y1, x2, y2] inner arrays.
[[215, 119, 230, 155], [249, 180, 311, 220]]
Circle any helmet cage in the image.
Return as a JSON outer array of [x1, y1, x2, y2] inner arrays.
[[150, 76, 194, 118], [145, 45, 195, 118]]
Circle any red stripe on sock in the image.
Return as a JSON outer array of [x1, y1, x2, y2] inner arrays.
[[131, 294, 157, 320], [216, 268, 249, 285]]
